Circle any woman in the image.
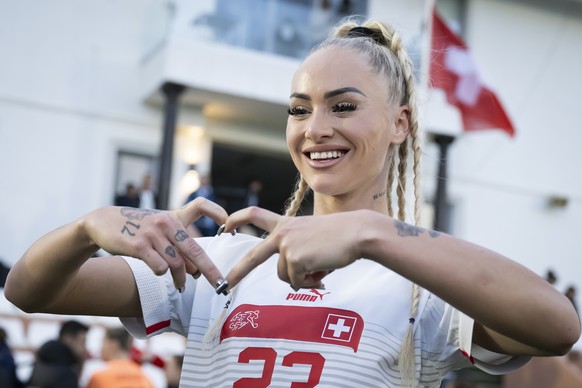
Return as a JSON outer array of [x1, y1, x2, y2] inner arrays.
[[5, 20, 579, 387]]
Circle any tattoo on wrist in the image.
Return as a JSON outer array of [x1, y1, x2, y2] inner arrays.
[[394, 220, 440, 238], [373, 191, 386, 200], [165, 245, 176, 258], [174, 230, 188, 242]]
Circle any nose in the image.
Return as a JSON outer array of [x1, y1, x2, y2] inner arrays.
[[305, 110, 334, 142]]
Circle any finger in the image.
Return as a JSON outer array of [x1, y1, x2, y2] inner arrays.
[[224, 207, 282, 234], [171, 227, 225, 289], [225, 237, 278, 289], [184, 260, 199, 276], [282, 257, 329, 291], [157, 242, 186, 292], [179, 197, 228, 229], [140, 247, 169, 276]]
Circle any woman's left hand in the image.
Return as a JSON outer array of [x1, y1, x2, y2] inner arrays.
[[222, 207, 365, 290]]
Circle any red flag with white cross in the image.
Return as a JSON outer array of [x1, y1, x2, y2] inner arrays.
[[430, 9, 516, 137]]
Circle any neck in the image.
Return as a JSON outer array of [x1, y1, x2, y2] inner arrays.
[[313, 190, 389, 215]]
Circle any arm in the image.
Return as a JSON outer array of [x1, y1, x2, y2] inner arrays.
[[5, 199, 228, 317], [222, 208, 580, 357], [363, 214, 579, 356]]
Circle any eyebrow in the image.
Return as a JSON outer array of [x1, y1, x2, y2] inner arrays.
[[289, 87, 366, 101]]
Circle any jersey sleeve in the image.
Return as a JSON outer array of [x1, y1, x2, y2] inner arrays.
[[422, 293, 531, 375], [119, 237, 213, 339]]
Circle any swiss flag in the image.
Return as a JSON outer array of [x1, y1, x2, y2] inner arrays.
[[430, 10, 515, 137]]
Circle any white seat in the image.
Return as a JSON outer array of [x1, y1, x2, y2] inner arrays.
[[148, 332, 186, 357]]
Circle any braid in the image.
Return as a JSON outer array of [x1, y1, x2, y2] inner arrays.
[[396, 141, 408, 222], [394, 30, 422, 225], [391, 25, 424, 388], [284, 176, 310, 216], [386, 154, 396, 218]]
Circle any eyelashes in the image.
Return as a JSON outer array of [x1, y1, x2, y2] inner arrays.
[[332, 102, 357, 113], [287, 102, 358, 116], [287, 106, 309, 116]]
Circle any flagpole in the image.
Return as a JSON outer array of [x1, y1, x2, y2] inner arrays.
[[419, 0, 455, 232]]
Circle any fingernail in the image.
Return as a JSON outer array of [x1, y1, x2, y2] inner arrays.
[[191, 271, 201, 279], [231, 228, 236, 236], [177, 286, 185, 293], [215, 279, 229, 295], [216, 224, 226, 236]]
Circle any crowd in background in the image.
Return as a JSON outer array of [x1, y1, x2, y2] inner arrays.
[[0, 318, 183, 388]]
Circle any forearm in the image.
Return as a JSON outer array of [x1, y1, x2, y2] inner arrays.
[[360, 210, 580, 355], [5, 217, 98, 312]]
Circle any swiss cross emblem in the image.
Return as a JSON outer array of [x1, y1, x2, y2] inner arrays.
[[321, 314, 357, 342]]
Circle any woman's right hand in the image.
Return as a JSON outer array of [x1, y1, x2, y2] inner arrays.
[[83, 197, 229, 292]]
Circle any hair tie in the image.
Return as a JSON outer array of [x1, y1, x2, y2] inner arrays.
[[346, 26, 388, 46]]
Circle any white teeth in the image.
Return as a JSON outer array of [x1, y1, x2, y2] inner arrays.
[[309, 151, 345, 160]]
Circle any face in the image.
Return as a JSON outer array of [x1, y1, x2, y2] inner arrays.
[[100, 336, 115, 361], [286, 45, 409, 209], [63, 332, 88, 361]]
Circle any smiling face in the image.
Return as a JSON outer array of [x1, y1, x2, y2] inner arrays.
[[286, 45, 409, 213]]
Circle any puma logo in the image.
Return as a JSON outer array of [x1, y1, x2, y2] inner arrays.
[[309, 288, 330, 300], [285, 288, 331, 302]]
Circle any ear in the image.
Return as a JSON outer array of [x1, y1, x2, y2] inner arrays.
[[391, 105, 410, 145]]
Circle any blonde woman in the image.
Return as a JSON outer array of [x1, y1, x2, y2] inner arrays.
[[6, 20, 579, 387]]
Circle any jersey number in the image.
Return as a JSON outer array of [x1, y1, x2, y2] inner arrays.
[[233, 347, 325, 388]]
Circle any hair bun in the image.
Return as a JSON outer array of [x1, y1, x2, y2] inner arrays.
[[346, 26, 388, 46]]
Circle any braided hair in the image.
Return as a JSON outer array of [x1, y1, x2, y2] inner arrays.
[[283, 20, 423, 387]]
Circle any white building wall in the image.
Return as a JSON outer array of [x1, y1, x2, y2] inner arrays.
[[0, 0, 167, 263]]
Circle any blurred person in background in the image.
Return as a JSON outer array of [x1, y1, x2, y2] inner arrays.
[[86, 327, 153, 388], [164, 354, 183, 388], [565, 285, 578, 314], [139, 174, 158, 209], [5, 18, 581, 387], [185, 175, 219, 237], [0, 327, 23, 388], [28, 320, 88, 388], [114, 182, 140, 208]]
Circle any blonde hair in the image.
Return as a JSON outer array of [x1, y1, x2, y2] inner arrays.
[[283, 20, 422, 387]]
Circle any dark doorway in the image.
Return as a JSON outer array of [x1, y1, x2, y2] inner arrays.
[[211, 143, 299, 215]]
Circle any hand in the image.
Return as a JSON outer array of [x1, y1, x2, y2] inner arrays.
[[83, 197, 228, 291], [222, 207, 365, 291]]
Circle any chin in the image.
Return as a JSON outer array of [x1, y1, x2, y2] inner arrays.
[[306, 176, 348, 197]]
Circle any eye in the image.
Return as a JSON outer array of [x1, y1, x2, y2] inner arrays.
[[332, 102, 357, 113], [287, 106, 310, 116]]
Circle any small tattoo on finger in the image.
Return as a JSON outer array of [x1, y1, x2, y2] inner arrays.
[[165, 245, 176, 258], [174, 230, 188, 242]]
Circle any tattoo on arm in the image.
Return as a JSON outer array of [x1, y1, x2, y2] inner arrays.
[[394, 220, 441, 238], [174, 230, 189, 242], [395, 220, 422, 237], [165, 245, 176, 258], [429, 230, 441, 238]]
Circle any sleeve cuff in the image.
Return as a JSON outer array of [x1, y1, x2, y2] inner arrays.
[[458, 311, 531, 374], [120, 257, 173, 339]]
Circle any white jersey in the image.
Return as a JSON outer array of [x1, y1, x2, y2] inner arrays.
[[121, 233, 529, 387]]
